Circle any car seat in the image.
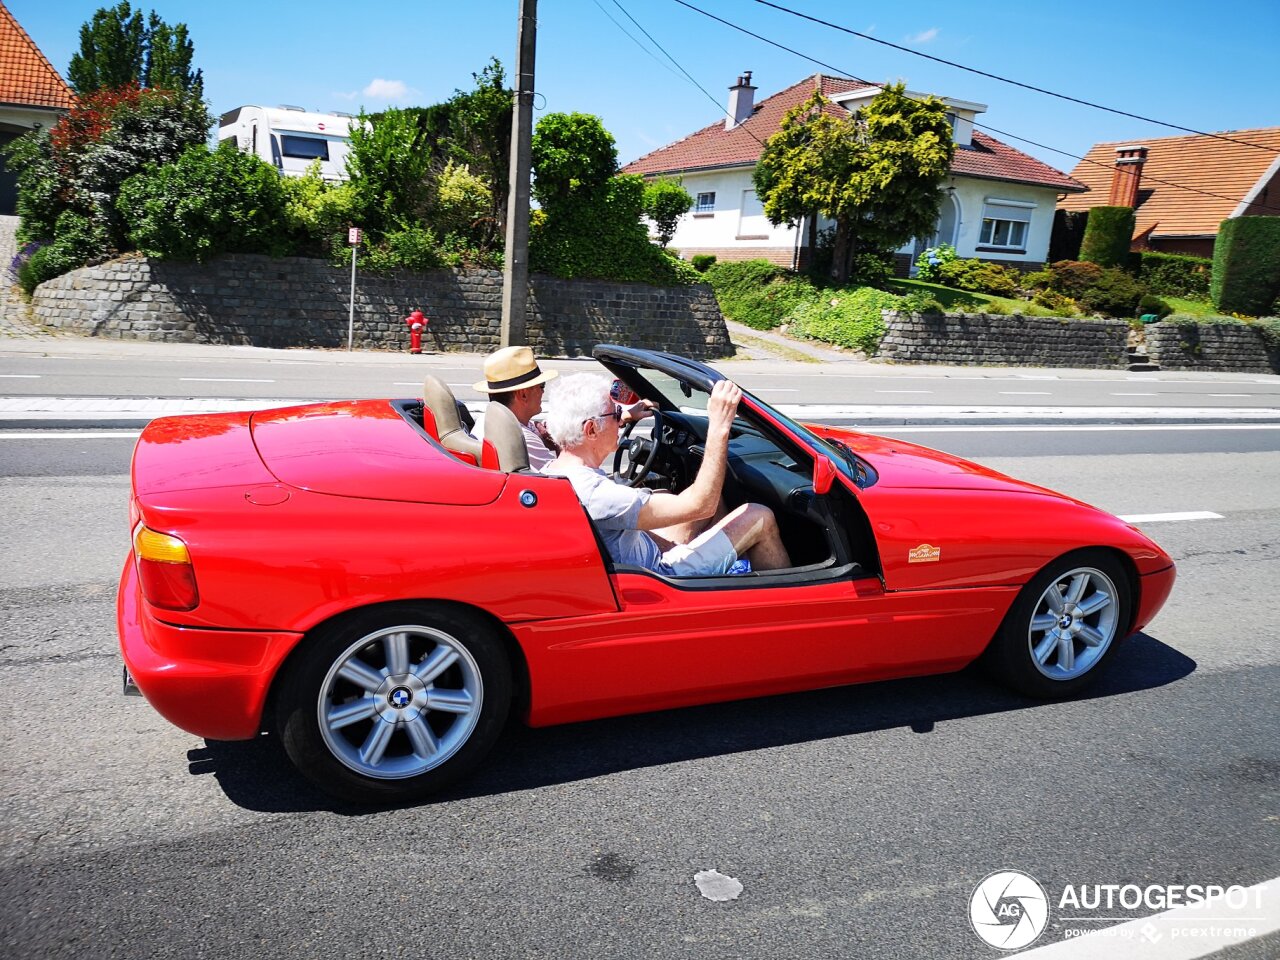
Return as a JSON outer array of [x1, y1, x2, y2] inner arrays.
[[422, 375, 483, 466]]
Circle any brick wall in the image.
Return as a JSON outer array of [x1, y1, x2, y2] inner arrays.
[[31, 254, 732, 358], [879, 311, 1129, 367], [1146, 321, 1278, 373]]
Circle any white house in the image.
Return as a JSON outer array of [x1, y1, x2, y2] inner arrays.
[[623, 73, 1086, 273]]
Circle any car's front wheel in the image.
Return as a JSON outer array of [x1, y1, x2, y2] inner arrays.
[[990, 550, 1132, 699], [276, 603, 511, 804]]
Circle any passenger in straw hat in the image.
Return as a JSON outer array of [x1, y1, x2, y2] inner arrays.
[[473, 346, 561, 470]]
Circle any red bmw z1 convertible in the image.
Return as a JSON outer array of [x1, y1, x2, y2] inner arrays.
[[118, 346, 1175, 803]]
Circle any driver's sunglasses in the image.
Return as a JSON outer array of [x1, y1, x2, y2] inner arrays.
[[586, 404, 623, 425]]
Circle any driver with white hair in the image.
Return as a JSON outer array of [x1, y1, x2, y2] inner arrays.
[[542, 373, 791, 577]]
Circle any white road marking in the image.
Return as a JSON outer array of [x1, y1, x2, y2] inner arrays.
[[875, 424, 1280, 433], [1016, 876, 1278, 959], [1117, 511, 1224, 523], [1210, 393, 1251, 397], [0, 431, 140, 439], [179, 377, 276, 383], [0, 374, 40, 378]]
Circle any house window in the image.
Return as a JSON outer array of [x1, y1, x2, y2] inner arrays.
[[695, 192, 716, 214], [978, 199, 1034, 251], [279, 135, 330, 161]]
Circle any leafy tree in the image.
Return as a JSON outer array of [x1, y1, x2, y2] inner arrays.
[[344, 107, 435, 236], [753, 83, 954, 284], [530, 112, 618, 206], [4, 83, 210, 264], [642, 178, 693, 247], [68, 3, 203, 96], [118, 142, 289, 261], [529, 113, 697, 285]]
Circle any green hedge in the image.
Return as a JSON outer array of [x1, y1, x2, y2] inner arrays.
[[1135, 251, 1212, 300], [1079, 206, 1135, 268], [703, 260, 817, 329], [1212, 217, 1280, 315], [787, 287, 898, 353]]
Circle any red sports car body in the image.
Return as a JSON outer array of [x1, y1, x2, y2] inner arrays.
[[118, 346, 1175, 802]]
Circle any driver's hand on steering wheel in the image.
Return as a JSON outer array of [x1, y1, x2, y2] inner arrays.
[[707, 380, 741, 436], [620, 399, 658, 425]]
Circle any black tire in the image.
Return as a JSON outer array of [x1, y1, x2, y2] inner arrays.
[[275, 603, 512, 804], [989, 549, 1132, 699]]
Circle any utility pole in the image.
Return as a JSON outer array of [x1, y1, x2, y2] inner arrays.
[[500, 0, 537, 347]]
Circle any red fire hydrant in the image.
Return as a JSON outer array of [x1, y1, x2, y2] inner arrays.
[[405, 308, 428, 354]]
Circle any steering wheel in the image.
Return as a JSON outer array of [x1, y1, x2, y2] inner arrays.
[[611, 408, 665, 488]]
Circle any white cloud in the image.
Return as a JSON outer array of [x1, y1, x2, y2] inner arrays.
[[333, 90, 358, 102], [907, 27, 939, 43], [362, 78, 410, 101]]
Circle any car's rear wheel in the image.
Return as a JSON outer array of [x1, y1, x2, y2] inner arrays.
[[276, 603, 511, 804], [990, 550, 1132, 699]]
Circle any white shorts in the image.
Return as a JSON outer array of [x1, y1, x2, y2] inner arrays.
[[658, 528, 737, 577]]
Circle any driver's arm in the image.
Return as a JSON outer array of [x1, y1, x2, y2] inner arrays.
[[635, 380, 737, 530]]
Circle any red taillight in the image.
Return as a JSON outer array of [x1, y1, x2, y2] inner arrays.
[[133, 526, 199, 611]]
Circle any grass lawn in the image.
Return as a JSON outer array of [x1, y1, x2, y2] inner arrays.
[[1162, 296, 1220, 318], [886, 278, 1062, 317]]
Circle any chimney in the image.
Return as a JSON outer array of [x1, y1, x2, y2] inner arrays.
[[726, 71, 756, 130], [1107, 145, 1148, 207]]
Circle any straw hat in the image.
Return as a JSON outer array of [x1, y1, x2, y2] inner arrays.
[[472, 346, 559, 394]]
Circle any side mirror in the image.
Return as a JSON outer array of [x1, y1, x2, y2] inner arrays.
[[813, 455, 836, 496]]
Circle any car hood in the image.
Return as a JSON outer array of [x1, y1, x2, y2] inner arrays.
[[810, 425, 1080, 501]]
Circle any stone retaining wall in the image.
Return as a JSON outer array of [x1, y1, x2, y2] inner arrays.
[[31, 254, 732, 358], [1145, 321, 1279, 374], [878, 310, 1129, 367]]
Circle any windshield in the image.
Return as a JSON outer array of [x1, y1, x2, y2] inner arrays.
[[615, 359, 870, 490]]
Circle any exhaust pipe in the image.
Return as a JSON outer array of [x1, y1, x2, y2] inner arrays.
[[122, 665, 142, 697]]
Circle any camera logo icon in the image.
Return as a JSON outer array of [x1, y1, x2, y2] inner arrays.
[[969, 870, 1050, 950]]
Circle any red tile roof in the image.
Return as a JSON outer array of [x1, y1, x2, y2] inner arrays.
[[1057, 129, 1280, 237], [623, 73, 1084, 193], [0, 1, 74, 111]]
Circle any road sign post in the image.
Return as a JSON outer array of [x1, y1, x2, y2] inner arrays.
[[347, 228, 362, 351]]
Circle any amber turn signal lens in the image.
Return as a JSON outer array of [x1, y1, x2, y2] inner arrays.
[[134, 526, 191, 564]]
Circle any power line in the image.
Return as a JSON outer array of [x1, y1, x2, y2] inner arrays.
[[590, 0, 685, 83], [752, 0, 1279, 156], [668, 0, 1280, 215], [605, 0, 768, 149]]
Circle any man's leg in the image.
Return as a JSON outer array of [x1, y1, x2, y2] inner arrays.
[[714, 503, 791, 571]]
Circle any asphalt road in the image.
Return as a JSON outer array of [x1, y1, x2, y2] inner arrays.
[[1, 392, 1276, 958]]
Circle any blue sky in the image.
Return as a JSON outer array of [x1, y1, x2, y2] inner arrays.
[[10, 0, 1279, 176]]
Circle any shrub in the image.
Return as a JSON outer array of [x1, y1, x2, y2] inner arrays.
[[690, 254, 717, 272], [704, 259, 816, 329], [1032, 289, 1078, 314], [913, 243, 957, 282], [847, 251, 893, 288], [1043, 260, 1104, 297], [787, 287, 898, 353], [1135, 251, 1211, 300], [1212, 216, 1280, 316], [1137, 295, 1173, 319], [361, 225, 444, 272], [898, 290, 945, 314], [936, 258, 1021, 297], [1077, 267, 1146, 316], [530, 173, 699, 285], [433, 160, 493, 242], [118, 143, 289, 261], [281, 161, 358, 260], [641, 177, 693, 247], [16, 211, 109, 295], [1021, 269, 1052, 290], [1079, 205, 1136, 268]]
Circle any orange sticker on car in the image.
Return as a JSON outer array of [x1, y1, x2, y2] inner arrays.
[[908, 543, 941, 563]]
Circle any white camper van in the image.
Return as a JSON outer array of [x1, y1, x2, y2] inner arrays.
[[218, 106, 359, 181]]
